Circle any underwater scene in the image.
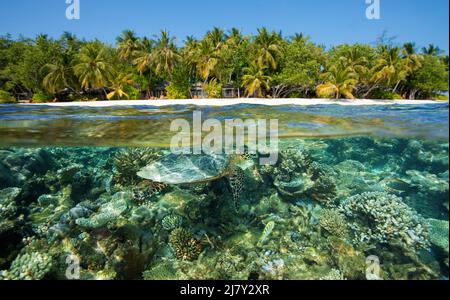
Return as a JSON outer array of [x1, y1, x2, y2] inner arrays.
[[0, 103, 449, 280]]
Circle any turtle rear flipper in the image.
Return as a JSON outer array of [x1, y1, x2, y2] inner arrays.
[[228, 166, 245, 211]]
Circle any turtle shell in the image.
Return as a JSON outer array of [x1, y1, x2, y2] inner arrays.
[[137, 153, 230, 185]]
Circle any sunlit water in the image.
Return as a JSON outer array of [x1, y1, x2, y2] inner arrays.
[[0, 103, 448, 280]]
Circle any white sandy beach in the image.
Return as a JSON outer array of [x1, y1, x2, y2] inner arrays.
[[21, 98, 445, 107]]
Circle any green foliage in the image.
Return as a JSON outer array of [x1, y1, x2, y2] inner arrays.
[[242, 63, 271, 97], [74, 42, 114, 90], [32, 91, 55, 103], [165, 63, 191, 99], [371, 89, 403, 100], [0, 30, 448, 101], [0, 89, 15, 103], [124, 85, 140, 100], [317, 60, 358, 99], [204, 79, 222, 98], [408, 55, 449, 98], [166, 84, 188, 99], [433, 94, 449, 101], [272, 36, 323, 97]]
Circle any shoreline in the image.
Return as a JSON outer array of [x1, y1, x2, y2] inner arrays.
[[17, 98, 447, 107]]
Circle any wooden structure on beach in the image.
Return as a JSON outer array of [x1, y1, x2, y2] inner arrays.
[[190, 82, 207, 99], [190, 82, 240, 99], [153, 82, 169, 98], [222, 83, 240, 98]]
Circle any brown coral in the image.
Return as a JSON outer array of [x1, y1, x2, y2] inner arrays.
[[318, 209, 348, 238], [113, 148, 161, 186], [169, 228, 202, 261]]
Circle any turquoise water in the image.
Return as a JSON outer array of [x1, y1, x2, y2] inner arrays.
[[0, 103, 448, 280]]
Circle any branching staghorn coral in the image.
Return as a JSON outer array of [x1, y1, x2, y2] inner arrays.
[[113, 148, 161, 186]]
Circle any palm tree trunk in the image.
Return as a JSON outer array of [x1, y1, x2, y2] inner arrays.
[[364, 84, 378, 98], [393, 81, 401, 93]]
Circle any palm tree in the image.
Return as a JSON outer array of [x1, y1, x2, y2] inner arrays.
[[371, 46, 408, 93], [183, 35, 199, 57], [206, 27, 225, 50], [253, 28, 284, 70], [291, 33, 308, 44], [242, 63, 271, 97], [316, 62, 358, 99], [194, 40, 219, 82], [60, 31, 81, 53], [402, 42, 423, 73], [42, 62, 72, 94], [422, 44, 444, 56], [132, 38, 155, 97], [182, 35, 200, 76], [117, 30, 140, 61], [133, 38, 155, 74], [403, 42, 416, 56], [339, 46, 370, 77], [73, 43, 114, 91], [151, 30, 180, 79], [226, 28, 244, 46], [107, 73, 134, 100]]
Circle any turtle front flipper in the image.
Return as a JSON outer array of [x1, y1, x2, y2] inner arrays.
[[133, 180, 168, 205], [228, 166, 245, 211]]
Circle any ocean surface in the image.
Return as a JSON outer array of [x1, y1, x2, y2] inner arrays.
[[0, 102, 448, 280]]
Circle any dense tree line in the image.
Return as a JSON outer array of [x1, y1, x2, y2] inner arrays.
[[0, 29, 448, 103]]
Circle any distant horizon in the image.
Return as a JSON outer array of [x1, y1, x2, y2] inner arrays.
[[0, 0, 448, 53]]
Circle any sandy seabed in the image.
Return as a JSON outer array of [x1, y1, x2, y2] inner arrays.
[[21, 98, 444, 107]]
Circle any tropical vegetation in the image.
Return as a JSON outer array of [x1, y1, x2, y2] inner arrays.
[[0, 29, 448, 102]]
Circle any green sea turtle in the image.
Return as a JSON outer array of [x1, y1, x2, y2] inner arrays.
[[137, 153, 246, 209]]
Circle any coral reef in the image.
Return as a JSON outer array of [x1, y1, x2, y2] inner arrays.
[[318, 209, 348, 238], [75, 192, 130, 229], [260, 149, 337, 205], [427, 218, 449, 254], [340, 192, 430, 250], [319, 269, 345, 280], [113, 148, 161, 186], [0, 252, 52, 280], [0, 188, 20, 234], [169, 228, 203, 261], [0, 136, 448, 280], [162, 214, 183, 231]]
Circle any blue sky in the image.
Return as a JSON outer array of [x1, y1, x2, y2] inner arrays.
[[0, 0, 448, 52]]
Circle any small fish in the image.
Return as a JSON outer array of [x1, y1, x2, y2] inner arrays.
[[258, 221, 275, 246]]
